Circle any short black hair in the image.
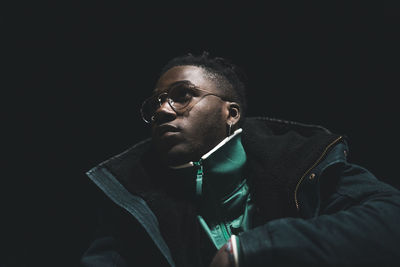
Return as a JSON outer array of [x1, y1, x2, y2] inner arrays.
[[159, 51, 248, 126]]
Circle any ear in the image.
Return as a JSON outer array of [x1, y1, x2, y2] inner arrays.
[[226, 102, 241, 126]]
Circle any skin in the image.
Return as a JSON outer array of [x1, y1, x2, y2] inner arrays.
[[151, 65, 240, 266], [151, 65, 240, 167], [209, 243, 232, 267]]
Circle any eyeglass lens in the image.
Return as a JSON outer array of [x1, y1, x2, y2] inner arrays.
[[141, 83, 195, 122]]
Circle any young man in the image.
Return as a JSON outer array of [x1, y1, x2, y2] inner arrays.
[[81, 53, 400, 267]]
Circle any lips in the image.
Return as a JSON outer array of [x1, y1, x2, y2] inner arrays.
[[155, 124, 180, 137]]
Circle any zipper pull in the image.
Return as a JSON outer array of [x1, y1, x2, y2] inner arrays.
[[193, 159, 203, 198]]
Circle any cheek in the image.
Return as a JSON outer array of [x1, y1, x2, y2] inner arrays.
[[182, 101, 226, 143]]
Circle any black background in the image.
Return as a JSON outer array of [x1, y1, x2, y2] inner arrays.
[[3, 2, 399, 267]]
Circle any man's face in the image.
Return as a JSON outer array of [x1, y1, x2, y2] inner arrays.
[[151, 65, 229, 166]]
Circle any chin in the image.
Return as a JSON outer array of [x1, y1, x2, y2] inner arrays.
[[161, 143, 198, 167]]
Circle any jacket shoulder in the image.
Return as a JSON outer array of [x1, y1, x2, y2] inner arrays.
[[243, 117, 333, 137]]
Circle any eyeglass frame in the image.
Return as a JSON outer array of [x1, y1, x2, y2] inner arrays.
[[140, 81, 230, 123]]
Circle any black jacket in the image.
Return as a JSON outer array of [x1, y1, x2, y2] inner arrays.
[[81, 117, 400, 267]]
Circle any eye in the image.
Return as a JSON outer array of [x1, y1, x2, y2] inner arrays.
[[169, 85, 194, 103]]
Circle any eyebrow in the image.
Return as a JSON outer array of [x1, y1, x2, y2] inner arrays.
[[153, 80, 197, 94]]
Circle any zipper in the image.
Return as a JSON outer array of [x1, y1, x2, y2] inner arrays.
[[294, 136, 343, 211], [193, 159, 204, 198]]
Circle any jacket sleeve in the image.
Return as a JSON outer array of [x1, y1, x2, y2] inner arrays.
[[238, 152, 400, 266]]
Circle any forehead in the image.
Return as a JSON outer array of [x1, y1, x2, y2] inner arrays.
[[154, 65, 217, 93]]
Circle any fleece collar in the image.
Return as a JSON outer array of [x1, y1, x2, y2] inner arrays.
[[99, 117, 343, 219]]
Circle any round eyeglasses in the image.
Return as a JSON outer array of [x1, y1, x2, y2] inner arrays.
[[140, 81, 227, 123]]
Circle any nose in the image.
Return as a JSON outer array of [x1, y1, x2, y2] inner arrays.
[[153, 99, 177, 124]]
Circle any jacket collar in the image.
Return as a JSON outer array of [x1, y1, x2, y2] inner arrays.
[[93, 117, 343, 220], [241, 117, 342, 220]]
